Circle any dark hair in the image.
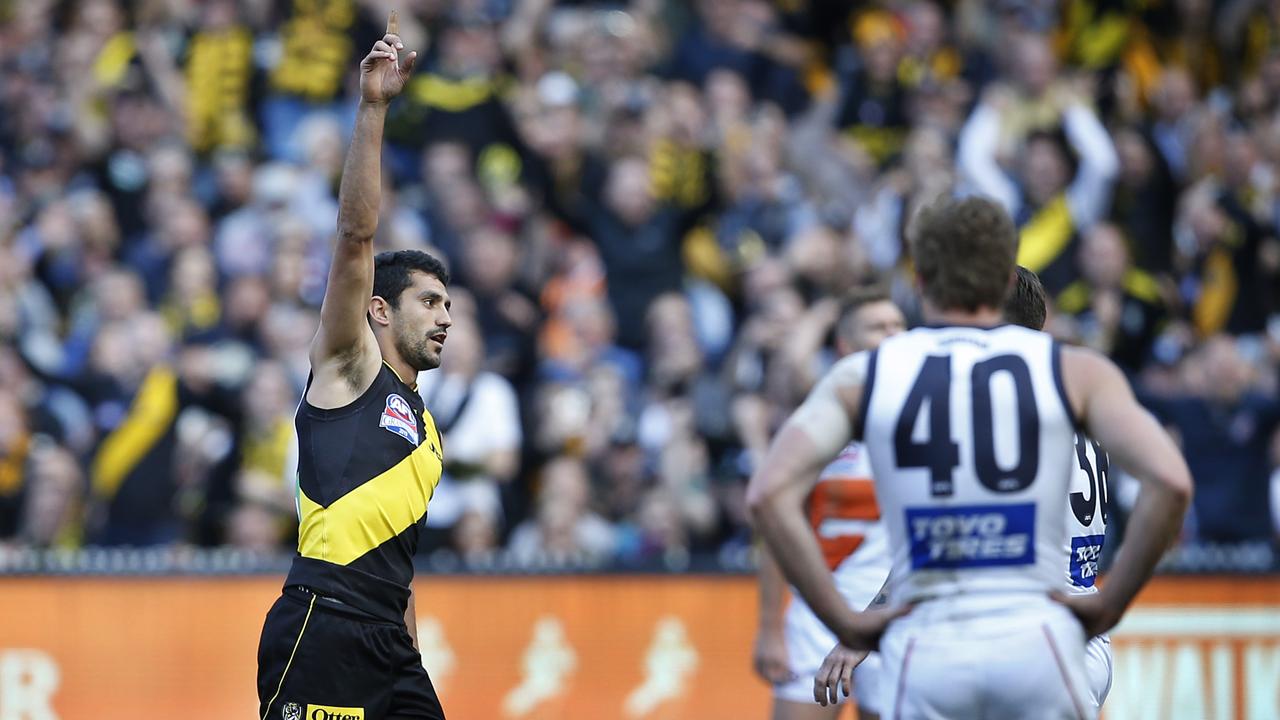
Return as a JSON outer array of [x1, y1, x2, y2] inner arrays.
[[1003, 265, 1047, 330], [1025, 127, 1078, 178], [837, 284, 894, 341], [372, 250, 450, 308], [909, 195, 1017, 312]]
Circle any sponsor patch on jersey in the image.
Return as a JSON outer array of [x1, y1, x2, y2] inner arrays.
[[306, 705, 364, 720], [1068, 534, 1106, 588], [379, 393, 419, 447], [906, 503, 1036, 570]]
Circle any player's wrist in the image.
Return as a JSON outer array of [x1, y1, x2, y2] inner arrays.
[[757, 616, 786, 634]]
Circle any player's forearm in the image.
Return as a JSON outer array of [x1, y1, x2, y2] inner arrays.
[[336, 101, 389, 244], [752, 494, 853, 638], [756, 543, 788, 631], [1098, 479, 1189, 616]]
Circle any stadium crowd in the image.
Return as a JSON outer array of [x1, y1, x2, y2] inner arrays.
[[1, 0, 1279, 567]]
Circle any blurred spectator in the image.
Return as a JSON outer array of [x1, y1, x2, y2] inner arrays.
[[261, 0, 382, 162], [458, 224, 541, 380], [1054, 223, 1167, 372], [1, 0, 1279, 564], [83, 315, 240, 546], [958, 32, 1120, 294], [667, 0, 809, 116], [1109, 126, 1179, 274], [416, 313, 522, 536], [833, 10, 910, 168], [0, 389, 32, 540], [508, 455, 616, 565], [183, 0, 257, 155], [1140, 337, 1280, 543]]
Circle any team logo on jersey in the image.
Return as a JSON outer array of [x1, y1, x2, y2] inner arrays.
[[281, 702, 301, 720], [379, 393, 420, 447], [1069, 534, 1106, 588], [906, 503, 1036, 570]]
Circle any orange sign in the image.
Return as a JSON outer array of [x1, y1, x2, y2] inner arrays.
[[1104, 577, 1280, 720], [0, 575, 1276, 719], [0, 575, 768, 719]]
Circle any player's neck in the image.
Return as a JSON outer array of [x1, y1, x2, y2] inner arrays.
[[378, 344, 419, 391], [921, 302, 1004, 329]]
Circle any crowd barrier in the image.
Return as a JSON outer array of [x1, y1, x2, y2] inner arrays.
[[0, 574, 1276, 719]]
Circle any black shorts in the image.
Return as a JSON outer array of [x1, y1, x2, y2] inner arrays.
[[257, 587, 446, 720]]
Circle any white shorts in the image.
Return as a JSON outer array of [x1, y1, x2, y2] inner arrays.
[[775, 596, 883, 711], [1085, 634, 1112, 712], [879, 595, 1095, 720]]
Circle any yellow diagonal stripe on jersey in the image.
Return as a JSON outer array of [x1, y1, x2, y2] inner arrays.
[[297, 440, 442, 565], [1017, 195, 1074, 273], [91, 366, 178, 498]]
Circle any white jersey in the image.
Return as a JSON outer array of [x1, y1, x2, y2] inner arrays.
[[807, 442, 890, 582], [860, 325, 1078, 606], [1065, 434, 1109, 594]]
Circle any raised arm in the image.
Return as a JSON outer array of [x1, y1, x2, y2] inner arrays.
[[308, 12, 418, 407], [1059, 347, 1192, 634], [957, 94, 1020, 215], [746, 353, 905, 650], [1061, 100, 1119, 230]]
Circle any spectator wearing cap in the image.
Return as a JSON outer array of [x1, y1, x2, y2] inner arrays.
[[833, 10, 911, 168]]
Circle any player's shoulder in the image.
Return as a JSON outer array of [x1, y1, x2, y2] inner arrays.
[[826, 349, 874, 386], [1059, 343, 1126, 387]]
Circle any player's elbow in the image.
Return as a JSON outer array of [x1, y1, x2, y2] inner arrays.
[[336, 226, 374, 246], [1164, 468, 1193, 506], [335, 217, 375, 246], [1150, 464, 1193, 509], [745, 476, 779, 527]]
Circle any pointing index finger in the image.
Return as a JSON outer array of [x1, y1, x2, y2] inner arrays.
[[387, 10, 399, 36]]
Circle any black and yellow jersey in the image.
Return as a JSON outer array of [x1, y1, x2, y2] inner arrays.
[[284, 363, 443, 623], [1017, 195, 1080, 296]]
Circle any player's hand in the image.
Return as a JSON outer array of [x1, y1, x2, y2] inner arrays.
[[813, 643, 869, 707], [1052, 591, 1123, 637], [752, 627, 795, 685], [360, 11, 417, 105], [832, 605, 910, 652]]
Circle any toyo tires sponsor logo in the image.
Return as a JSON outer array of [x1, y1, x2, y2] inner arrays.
[[906, 503, 1036, 569]]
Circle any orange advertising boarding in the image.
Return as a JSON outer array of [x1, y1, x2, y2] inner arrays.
[[0, 575, 1277, 719]]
